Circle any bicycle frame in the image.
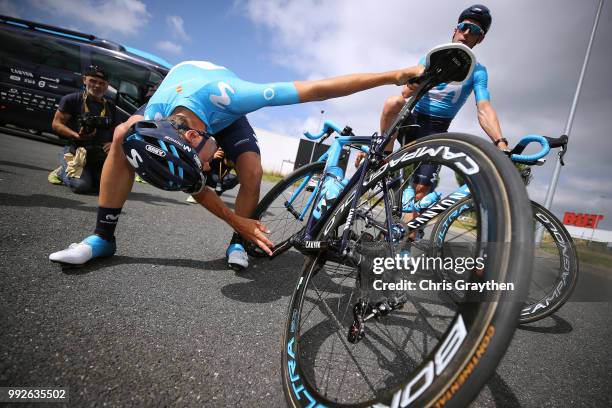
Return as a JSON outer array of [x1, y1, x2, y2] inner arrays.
[[284, 135, 371, 222], [288, 83, 430, 251]]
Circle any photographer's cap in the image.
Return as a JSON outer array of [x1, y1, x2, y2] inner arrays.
[[84, 65, 108, 81]]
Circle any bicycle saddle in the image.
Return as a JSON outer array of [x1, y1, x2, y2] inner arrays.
[[412, 43, 476, 87]]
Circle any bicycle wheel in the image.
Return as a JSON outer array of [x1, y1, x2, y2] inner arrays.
[[249, 161, 325, 257], [430, 199, 578, 323], [281, 133, 534, 407]]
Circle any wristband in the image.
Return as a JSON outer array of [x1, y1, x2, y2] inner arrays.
[[494, 137, 508, 146]]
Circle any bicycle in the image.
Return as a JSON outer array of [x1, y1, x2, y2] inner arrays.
[[429, 134, 579, 323], [253, 43, 534, 407]]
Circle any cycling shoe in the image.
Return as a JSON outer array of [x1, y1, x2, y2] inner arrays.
[[227, 243, 249, 271], [49, 235, 116, 265]]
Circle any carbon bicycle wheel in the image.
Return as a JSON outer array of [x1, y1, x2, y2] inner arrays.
[[281, 133, 534, 407], [248, 161, 325, 257], [430, 199, 579, 324]]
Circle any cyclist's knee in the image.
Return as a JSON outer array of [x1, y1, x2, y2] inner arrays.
[[236, 155, 262, 191], [383, 95, 404, 116], [240, 166, 262, 191]]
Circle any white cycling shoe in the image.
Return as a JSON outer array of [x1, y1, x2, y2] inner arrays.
[[226, 243, 249, 271], [49, 235, 116, 265]]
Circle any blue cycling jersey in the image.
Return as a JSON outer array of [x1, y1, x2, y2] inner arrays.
[[414, 56, 490, 119], [144, 61, 300, 134]]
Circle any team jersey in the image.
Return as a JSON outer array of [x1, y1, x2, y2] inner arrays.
[[144, 61, 300, 134], [414, 56, 490, 119]]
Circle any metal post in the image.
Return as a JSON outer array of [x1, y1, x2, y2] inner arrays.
[[536, 0, 604, 244], [542, 0, 604, 211]]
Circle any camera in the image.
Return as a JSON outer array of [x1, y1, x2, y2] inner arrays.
[[77, 112, 113, 135]]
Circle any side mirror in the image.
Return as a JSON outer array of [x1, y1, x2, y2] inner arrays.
[[425, 43, 476, 84]]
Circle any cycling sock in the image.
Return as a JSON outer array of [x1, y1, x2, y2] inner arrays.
[[94, 207, 122, 241], [229, 232, 245, 246]]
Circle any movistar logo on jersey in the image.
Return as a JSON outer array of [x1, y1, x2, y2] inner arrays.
[[210, 82, 235, 109]]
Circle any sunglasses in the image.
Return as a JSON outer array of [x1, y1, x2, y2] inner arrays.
[[456, 22, 484, 36], [173, 122, 218, 165]]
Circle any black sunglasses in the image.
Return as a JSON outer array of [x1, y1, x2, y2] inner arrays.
[[171, 120, 218, 155]]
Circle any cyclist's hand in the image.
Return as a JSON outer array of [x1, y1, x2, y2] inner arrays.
[[401, 85, 415, 98], [354, 151, 366, 168], [233, 216, 273, 256], [396, 65, 425, 86]]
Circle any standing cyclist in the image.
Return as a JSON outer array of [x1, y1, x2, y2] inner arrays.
[[49, 60, 424, 269], [358, 5, 507, 209]]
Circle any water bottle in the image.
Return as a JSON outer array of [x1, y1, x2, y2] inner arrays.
[[402, 186, 416, 212], [313, 166, 348, 220]]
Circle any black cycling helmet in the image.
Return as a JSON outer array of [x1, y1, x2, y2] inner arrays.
[[122, 120, 208, 194], [458, 4, 492, 34]]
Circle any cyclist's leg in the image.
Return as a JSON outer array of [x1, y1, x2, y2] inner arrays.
[[234, 152, 262, 217], [401, 114, 449, 231], [216, 116, 261, 217], [98, 124, 137, 208], [217, 116, 261, 270], [49, 116, 142, 265], [380, 95, 405, 152]]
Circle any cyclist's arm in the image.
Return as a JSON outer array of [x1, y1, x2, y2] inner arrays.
[[473, 65, 506, 149], [477, 100, 505, 148], [225, 65, 424, 116], [191, 188, 273, 255], [295, 65, 424, 102]]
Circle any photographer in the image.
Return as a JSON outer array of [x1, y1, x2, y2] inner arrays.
[[48, 66, 118, 194]]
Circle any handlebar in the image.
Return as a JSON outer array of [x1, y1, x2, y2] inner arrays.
[[509, 134, 568, 165], [303, 120, 370, 154], [510, 135, 550, 163], [303, 120, 344, 140]]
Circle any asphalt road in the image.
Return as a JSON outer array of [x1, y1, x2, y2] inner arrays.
[[1, 132, 611, 407]]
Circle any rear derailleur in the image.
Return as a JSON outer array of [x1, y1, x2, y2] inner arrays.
[[347, 297, 406, 343]]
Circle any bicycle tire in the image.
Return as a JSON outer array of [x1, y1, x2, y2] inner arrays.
[[430, 198, 578, 323], [248, 161, 326, 257], [281, 133, 534, 407]]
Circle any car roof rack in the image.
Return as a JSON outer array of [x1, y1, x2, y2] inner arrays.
[[0, 14, 125, 52]]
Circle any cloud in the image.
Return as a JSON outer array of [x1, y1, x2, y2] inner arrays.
[[156, 40, 183, 55], [0, 0, 20, 17], [242, 0, 612, 228], [166, 15, 190, 41], [24, 0, 149, 36]]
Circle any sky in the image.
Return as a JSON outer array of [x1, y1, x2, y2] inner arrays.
[[1, 0, 611, 228]]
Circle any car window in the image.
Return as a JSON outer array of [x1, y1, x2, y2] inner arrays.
[[91, 52, 168, 107], [0, 29, 81, 73]]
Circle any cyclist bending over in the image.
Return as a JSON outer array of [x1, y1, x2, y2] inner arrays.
[[49, 60, 424, 270]]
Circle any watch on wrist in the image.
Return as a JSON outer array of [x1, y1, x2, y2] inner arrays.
[[494, 137, 508, 146]]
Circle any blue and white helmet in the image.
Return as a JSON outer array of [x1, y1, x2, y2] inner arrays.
[[123, 120, 207, 194]]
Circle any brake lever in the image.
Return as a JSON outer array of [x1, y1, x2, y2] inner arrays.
[[559, 147, 567, 166], [317, 129, 334, 145]]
